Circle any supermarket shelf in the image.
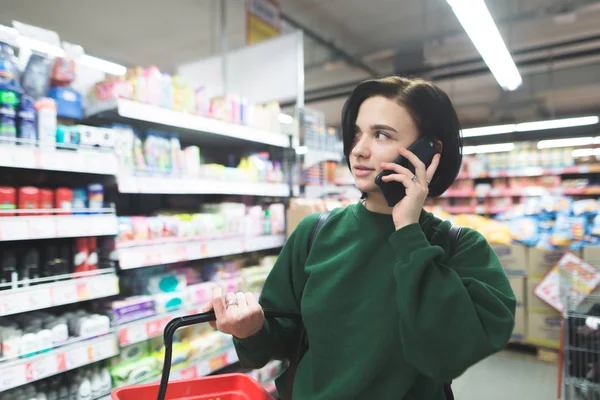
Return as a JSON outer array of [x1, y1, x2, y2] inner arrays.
[[170, 346, 238, 381], [457, 164, 600, 179], [0, 271, 119, 317], [442, 186, 600, 198], [116, 304, 207, 347], [303, 149, 343, 166], [0, 212, 118, 241], [303, 184, 361, 199], [443, 205, 511, 215], [0, 333, 118, 391], [116, 234, 286, 269], [87, 98, 291, 148], [117, 176, 290, 196], [0, 145, 118, 175]]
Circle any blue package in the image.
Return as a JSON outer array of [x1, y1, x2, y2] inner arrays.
[[550, 214, 587, 248], [48, 87, 83, 119], [72, 188, 87, 214], [17, 95, 36, 145]]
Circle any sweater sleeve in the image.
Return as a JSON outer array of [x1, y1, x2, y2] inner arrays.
[[233, 213, 318, 369], [389, 223, 516, 382]]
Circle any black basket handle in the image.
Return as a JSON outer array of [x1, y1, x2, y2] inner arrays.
[[156, 309, 301, 400]]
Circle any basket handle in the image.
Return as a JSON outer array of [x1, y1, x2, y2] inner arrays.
[[156, 309, 301, 400]]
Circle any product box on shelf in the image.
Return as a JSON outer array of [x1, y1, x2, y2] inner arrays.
[[512, 305, 527, 341], [526, 247, 573, 278], [527, 310, 561, 349], [491, 244, 527, 274], [582, 246, 600, 269], [507, 275, 526, 307]]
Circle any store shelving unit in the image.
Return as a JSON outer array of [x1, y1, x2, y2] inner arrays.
[[0, 209, 118, 241], [117, 176, 290, 197], [115, 234, 286, 270], [0, 270, 119, 317], [0, 146, 118, 175], [0, 334, 119, 391], [457, 164, 600, 180], [86, 98, 291, 148]]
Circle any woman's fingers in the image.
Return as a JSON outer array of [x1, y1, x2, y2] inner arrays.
[[426, 154, 441, 182], [380, 162, 413, 179]]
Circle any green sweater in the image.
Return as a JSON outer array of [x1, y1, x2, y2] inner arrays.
[[234, 202, 516, 399]]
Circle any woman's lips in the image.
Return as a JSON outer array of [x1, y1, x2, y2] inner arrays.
[[353, 167, 375, 177]]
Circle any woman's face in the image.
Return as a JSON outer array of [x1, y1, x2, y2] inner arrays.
[[350, 96, 420, 194]]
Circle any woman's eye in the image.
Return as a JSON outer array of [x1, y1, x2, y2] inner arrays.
[[375, 131, 390, 139]]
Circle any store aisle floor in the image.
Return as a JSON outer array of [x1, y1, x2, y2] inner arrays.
[[453, 350, 558, 400]]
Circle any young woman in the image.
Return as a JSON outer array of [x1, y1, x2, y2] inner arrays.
[[205, 76, 516, 399]]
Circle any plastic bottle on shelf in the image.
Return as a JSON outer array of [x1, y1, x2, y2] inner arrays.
[[87, 184, 103, 211], [34, 98, 57, 149], [90, 368, 102, 398], [77, 371, 92, 400], [1, 248, 18, 289], [0, 90, 18, 144], [73, 237, 89, 274], [18, 95, 37, 146], [71, 188, 87, 215], [87, 237, 98, 271], [0, 186, 16, 215], [20, 247, 40, 287], [99, 365, 112, 393]]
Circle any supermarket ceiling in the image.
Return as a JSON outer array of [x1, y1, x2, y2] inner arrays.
[[2, 0, 600, 127]]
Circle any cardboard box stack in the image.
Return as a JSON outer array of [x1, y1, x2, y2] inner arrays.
[[491, 244, 528, 341]]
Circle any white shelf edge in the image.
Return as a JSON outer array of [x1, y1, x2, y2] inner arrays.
[[0, 333, 119, 391], [0, 214, 118, 242], [88, 98, 291, 148], [0, 274, 120, 317], [0, 146, 118, 175], [117, 235, 285, 270], [117, 176, 290, 196]]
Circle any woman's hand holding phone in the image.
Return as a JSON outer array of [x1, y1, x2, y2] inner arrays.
[[380, 147, 441, 230], [203, 287, 265, 339]]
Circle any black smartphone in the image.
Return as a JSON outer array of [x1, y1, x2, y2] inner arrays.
[[375, 138, 440, 207]]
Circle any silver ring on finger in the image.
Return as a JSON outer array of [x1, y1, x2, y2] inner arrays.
[[411, 175, 418, 183], [425, 179, 431, 185], [226, 298, 239, 308]]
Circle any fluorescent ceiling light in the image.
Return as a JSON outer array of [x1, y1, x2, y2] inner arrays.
[[517, 116, 600, 132], [537, 137, 595, 149], [572, 148, 600, 158], [463, 142, 514, 155], [278, 113, 294, 124], [462, 124, 516, 138], [447, 0, 522, 91], [462, 116, 600, 138]]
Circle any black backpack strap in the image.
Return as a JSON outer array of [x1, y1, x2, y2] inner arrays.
[[448, 224, 463, 257], [286, 211, 331, 400], [309, 211, 331, 250]]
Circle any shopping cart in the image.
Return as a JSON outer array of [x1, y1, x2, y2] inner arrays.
[[112, 309, 301, 400]]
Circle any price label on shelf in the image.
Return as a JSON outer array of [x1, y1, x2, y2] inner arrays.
[[65, 346, 88, 369], [146, 319, 163, 339], [91, 338, 116, 361], [29, 287, 52, 311], [0, 364, 27, 391], [1, 292, 29, 316], [177, 365, 198, 380], [27, 354, 59, 381], [52, 283, 78, 306], [0, 218, 30, 241], [208, 352, 228, 372], [120, 323, 148, 346], [88, 276, 119, 298]]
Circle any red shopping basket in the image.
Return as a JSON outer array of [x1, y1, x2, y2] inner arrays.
[[111, 309, 300, 400]]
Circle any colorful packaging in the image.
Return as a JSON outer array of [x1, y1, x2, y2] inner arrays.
[[550, 214, 587, 248], [509, 216, 540, 247]]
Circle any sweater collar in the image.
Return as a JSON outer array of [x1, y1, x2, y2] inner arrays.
[[351, 200, 432, 231]]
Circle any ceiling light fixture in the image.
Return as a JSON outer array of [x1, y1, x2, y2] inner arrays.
[[447, 0, 522, 91], [462, 116, 600, 138], [463, 142, 515, 155], [536, 137, 599, 149]]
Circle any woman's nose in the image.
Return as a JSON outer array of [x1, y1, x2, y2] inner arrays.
[[351, 137, 370, 158]]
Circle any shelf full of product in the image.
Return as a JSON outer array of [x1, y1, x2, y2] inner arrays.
[[0, 23, 298, 398], [429, 142, 600, 215]]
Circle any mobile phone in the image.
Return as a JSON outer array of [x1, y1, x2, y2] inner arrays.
[[375, 138, 440, 207]]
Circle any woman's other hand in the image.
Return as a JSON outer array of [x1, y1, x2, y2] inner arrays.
[[203, 287, 265, 339], [380, 148, 441, 230]]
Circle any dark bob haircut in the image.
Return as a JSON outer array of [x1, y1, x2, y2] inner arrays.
[[341, 76, 463, 197]]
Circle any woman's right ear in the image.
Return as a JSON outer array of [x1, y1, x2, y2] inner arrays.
[[435, 140, 443, 153]]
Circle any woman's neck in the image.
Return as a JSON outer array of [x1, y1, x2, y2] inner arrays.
[[363, 192, 394, 215]]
